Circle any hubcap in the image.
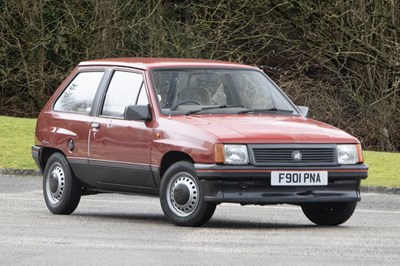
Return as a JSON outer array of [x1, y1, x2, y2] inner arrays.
[[49, 172, 59, 193], [45, 163, 65, 204], [173, 184, 190, 205], [167, 172, 199, 217]]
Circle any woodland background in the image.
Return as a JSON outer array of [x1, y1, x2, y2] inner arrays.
[[0, 0, 399, 151]]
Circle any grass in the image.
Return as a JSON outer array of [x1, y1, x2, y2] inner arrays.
[[0, 116, 399, 187], [0, 116, 37, 169], [363, 151, 400, 187]]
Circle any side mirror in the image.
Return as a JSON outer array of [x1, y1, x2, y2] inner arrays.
[[124, 105, 152, 121], [297, 106, 309, 118]]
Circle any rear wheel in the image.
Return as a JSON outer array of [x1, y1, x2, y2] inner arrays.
[[43, 153, 82, 214], [301, 201, 357, 226], [160, 161, 216, 226]]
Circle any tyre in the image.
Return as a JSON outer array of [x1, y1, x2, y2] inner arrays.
[[43, 153, 82, 214], [160, 161, 216, 227], [301, 201, 357, 226]]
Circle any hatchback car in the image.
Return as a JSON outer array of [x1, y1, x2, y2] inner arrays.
[[32, 58, 368, 226]]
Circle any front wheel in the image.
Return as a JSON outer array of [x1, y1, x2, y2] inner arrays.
[[160, 161, 216, 227], [301, 201, 357, 226], [43, 153, 82, 214]]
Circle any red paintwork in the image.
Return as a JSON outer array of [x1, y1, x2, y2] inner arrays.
[[35, 58, 361, 170], [78, 57, 255, 71], [161, 115, 358, 144]]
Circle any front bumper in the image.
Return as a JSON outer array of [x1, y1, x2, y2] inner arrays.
[[195, 163, 368, 205]]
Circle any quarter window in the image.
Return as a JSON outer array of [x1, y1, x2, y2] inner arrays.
[[54, 71, 104, 114], [101, 71, 147, 118]]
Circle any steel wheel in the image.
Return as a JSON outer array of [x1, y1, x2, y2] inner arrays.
[[45, 162, 65, 204], [166, 172, 200, 217], [160, 161, 216, 226], [43, 153, 81, 214]]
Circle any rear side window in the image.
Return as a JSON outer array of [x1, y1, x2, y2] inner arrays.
[[54, 71, 104, 114], [101, 71, 146, 118]]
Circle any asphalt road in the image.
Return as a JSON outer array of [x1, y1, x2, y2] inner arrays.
[[1, 175, 399, 266]]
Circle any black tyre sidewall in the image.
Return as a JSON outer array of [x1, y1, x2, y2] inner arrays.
[[160, 161, 216, 227], [301, 201, 357, 226], [43, 153, 81, 214]]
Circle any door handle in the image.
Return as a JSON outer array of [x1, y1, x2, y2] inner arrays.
[[91, 122, 100, 132]]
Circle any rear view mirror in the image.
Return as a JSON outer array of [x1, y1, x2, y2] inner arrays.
[[124, 105, 152, 121]]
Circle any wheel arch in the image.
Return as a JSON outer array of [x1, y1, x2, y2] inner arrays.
[[39, 147, 66, 171], [159, 151, 194, 180]]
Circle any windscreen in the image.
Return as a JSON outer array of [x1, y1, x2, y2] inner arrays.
[[151, 69, 299, 115]]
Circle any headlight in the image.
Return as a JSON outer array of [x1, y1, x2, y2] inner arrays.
[[224, 145, 249, 165], [337, 144, 358, 164]]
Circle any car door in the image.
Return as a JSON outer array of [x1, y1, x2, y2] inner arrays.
[[88, 69, 156, 193]]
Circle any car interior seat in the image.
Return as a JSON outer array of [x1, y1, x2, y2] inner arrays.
[[178, 87, 212, 105]]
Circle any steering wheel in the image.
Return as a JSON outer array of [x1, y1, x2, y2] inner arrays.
[[170, 100, 201, 111]]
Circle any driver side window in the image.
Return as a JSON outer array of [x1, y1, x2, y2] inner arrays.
[[101, 71, 148, 118]]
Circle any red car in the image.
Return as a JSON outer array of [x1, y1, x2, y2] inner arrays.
[[32, 58, 368, 226]]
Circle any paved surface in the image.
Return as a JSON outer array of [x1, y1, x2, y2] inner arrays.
[[0, 175, 399, 266]]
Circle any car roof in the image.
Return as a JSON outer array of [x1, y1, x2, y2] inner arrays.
[[78, 57, 257, 70]]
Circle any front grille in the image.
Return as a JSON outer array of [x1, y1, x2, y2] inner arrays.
[[249, 144, 337, 166]]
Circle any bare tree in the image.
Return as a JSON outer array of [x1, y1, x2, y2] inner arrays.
[[0, 0, 398, 150]]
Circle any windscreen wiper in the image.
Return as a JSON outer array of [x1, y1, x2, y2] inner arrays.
[[185, 105, 245, 115], [237, 108, 294, 114]]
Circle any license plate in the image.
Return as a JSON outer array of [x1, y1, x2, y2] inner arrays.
[[271, 171, 328, 186]]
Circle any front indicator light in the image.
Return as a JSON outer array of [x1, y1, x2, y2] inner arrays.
[[356, 144, 364, 163], [214, 144, 225, 163]]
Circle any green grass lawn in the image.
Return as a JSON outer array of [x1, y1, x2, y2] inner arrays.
[[0, 116, 37, 169], [0, 116, 399, 187], [363, 151, 400, 187]]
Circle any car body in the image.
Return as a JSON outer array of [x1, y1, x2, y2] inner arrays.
[[32, 58, 368, 226]]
